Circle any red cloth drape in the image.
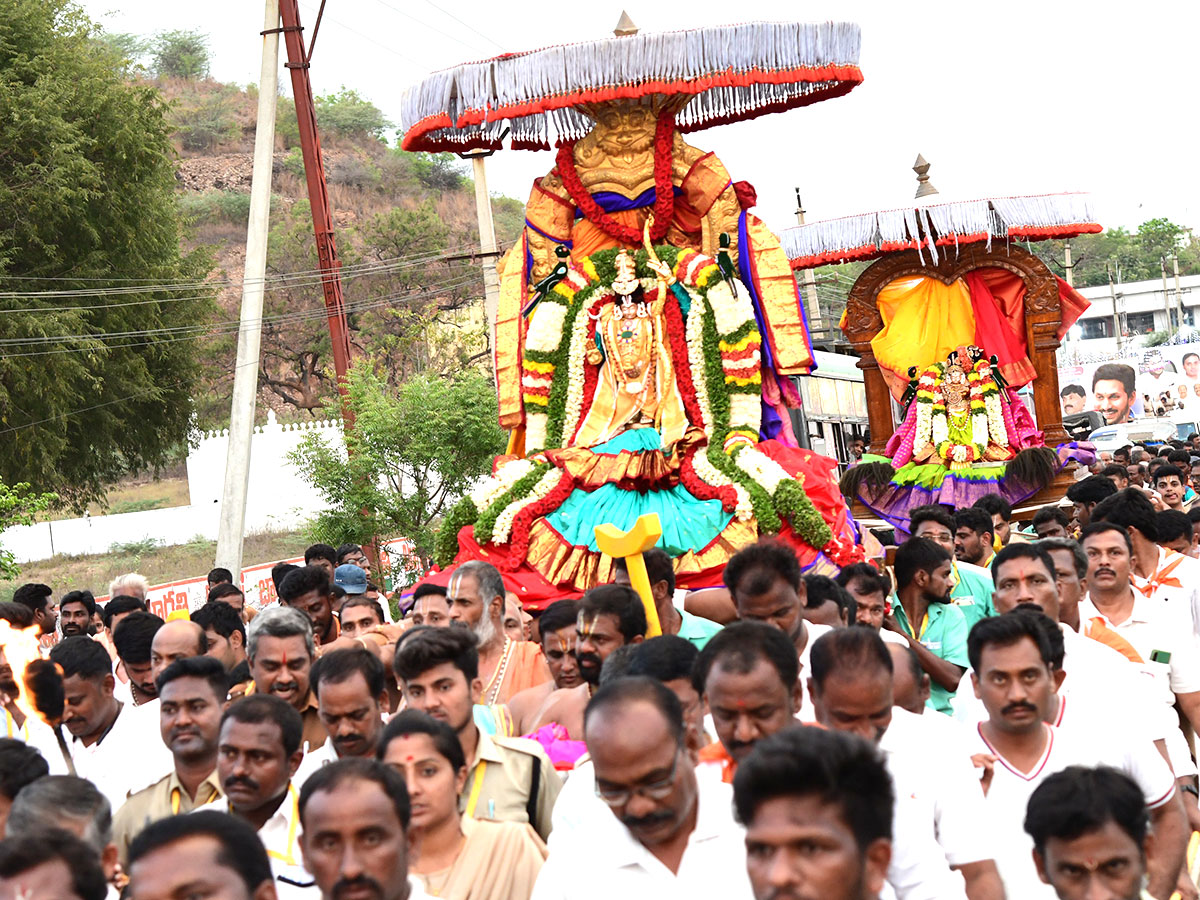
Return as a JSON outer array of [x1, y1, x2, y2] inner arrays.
[[966, 269, 1037, 387]]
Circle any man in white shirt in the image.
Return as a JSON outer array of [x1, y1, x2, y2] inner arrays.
[[294, 648, 388, 786], [724, 540, 832, 720], [807, 628, 1002, 900], [127, 808, 284, 900], [1091, 487, 1200, 633], [1025, 766, 1158, 900], [966, 611, 1184, 899], [533, 677, 753, 900], [691, 622, 802, 784], [732, 725, 893, 900], [951, 543, 1167, 760], [49, 636, 170, 809], [1078, 522, 1200, 775], [299, 758, 430, 900], [215, 694, 316, 897]]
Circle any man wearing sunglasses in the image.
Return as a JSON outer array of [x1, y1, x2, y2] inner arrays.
[[532, 676, 753, 899]]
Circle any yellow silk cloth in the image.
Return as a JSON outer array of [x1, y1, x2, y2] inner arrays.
[[573, 300, 690, 449], [872, 275, 975, 399]]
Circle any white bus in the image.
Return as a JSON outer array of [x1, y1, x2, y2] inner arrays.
[[789, 349, 869, 468]]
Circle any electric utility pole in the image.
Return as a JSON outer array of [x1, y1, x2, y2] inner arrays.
[[215, 0, 280, 578], [794, 189, 821, 328]]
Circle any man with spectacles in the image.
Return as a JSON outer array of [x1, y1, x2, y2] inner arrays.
[[532, 677, 753, 899]]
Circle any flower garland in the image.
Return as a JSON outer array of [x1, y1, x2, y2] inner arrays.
[[461, 244, 862, 565], [436, 497, 478, 568], [977, 360, 1008, 447], [912, 363, 942, 460], [492, 468, 564, 545], [506, 471, 576, 568], [555, 108, 676, 246], [559, 290, 595, 445], [473, 463, 552, 545], [470, 459, 538, 511]]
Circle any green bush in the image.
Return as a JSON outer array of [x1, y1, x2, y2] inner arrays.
[[172, 89, 238, 151], [178, 190, 252, 226], [316, 88, 391, 140], [280, 148, 305, 178], [109, 537, 161, 555], [276, 97, 300, 149], [411, 152, 466, 190], [152, 29, 210, 79]]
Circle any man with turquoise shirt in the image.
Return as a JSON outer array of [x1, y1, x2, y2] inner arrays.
[[883, 537, 969, 714], [910, 505, 996, 630], [613, 548, 722, 650]]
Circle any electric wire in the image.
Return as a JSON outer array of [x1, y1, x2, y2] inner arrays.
[[0, 274, 481, 355], [0, 244, 489, 300], [415, 0, 507, 54]]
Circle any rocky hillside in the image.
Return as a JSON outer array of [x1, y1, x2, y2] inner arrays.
[[157, 77, 522, 428]]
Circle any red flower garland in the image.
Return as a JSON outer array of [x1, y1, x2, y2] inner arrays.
[[506, 472, 576, 567], [661, 295, 706, 428], [556, 108, 676, 245], [681, 449, 739, 511], [568, 303, 603, 446]]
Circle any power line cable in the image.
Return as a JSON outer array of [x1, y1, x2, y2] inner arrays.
[[0, 245, 485, 301], [415, 0, 507, 54], [0, 275, 482, 355], [365, 0, 497, 58]]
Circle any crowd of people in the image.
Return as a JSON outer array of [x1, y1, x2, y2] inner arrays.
[[2, 459, 1200, 900]]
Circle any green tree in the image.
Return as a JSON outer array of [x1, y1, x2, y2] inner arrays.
[[151, 28, 210, 79], [0, 482, 57, 579], [1032, 220, 1200, 288], [0, 0, 217, 509], [289, 366, 506, 555], [315, 88, 391, 141], [95, 31, 147, 74]]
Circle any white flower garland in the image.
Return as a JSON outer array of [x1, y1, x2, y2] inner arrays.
[[525, 298, 568, 352], [985, 391, 1007, 447], [559, 293, 593, 445], [492, 468, 563, 545], [931, 404, 949, 446], [470, 458, 538, 510], [972, 400, 990, 447], [690, 447, 754, 521], [732, 445, 791, 495], [708, 277, 755, 335], [525, 412, 548, 453]]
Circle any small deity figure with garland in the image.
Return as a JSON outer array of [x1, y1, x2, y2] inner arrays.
[[895, 346, 1021, 471]]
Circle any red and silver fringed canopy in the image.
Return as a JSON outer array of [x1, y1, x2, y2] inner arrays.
[[400, 21, 863, 153], [782, 193, 1102, 270]]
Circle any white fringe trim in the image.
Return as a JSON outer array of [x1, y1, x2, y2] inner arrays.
[[401, 21, 861, 150], [781, 193, 1098, 267]]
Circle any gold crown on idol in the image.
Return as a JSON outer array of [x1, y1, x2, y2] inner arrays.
[[611, 249, 640, 297]]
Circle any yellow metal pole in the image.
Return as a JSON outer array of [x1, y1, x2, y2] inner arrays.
[[594, 513, 664, 637]]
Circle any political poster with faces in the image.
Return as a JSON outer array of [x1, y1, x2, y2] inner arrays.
[[1058, 346, 1200, 425]]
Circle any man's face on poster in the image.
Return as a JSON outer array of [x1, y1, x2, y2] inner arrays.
[[1061, 391, 1086, 415], [1186, 355, 1200, 379], [1094, 379, 1132, 424]]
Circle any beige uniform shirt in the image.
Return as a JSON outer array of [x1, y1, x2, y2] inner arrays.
[[464, 730, 562, 842], [112, 769, 223, 864]]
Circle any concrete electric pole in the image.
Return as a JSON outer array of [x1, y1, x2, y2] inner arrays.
[[215, 0, 280, 578]]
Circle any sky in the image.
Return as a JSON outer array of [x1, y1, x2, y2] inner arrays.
[[78, 0, 1200, 237]]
